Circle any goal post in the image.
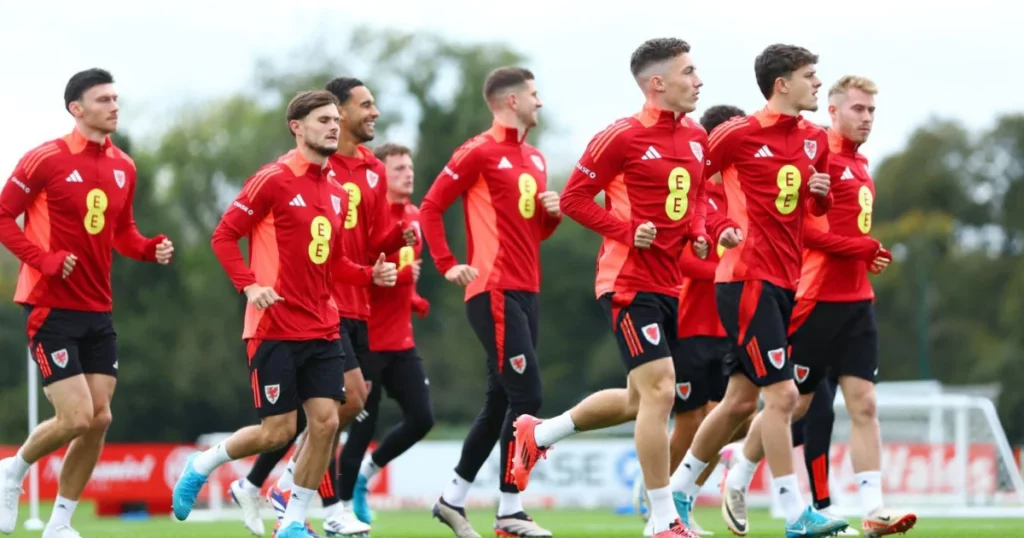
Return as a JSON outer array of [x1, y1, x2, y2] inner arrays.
[[768, 383, 1024, 519]]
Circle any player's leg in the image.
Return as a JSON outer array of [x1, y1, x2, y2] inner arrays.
[[172, 340, 303, 521], [336, 351, 387, 526], [231, 411, 306, 536], [0, 309, 97, 535], [433, 292, 509, 538], [802, 373, 837, 512], [356, 349, 435, 523]]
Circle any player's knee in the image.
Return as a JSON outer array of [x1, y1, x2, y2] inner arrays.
[[509, 385, 543, 415], [409, 410, 435, 439], [307, 411, 341, 442], [762, 382, 800, 414], [89, 407, 113, 433], [847, 391, 877, 425], [792, 394, 816, 421]]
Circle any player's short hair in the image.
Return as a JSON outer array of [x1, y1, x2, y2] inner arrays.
[[64, 68, 114, 112], [630, 38, 691, 79], [285, 90, 340, 136], [374, 143, 412, 162], [325, 77, 365, 106], [754, 44, 819, 100], [483, 67, 534, 104], [828, 75, 879, 101], [699, 105, 746, 133]]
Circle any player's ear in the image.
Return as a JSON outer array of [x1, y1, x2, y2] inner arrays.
[[68, 100, 83, 118]]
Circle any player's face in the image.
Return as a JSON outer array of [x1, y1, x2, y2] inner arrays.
[[297, 104, 341, 157], [384, 153, 415, 197], [511, 80, 542, 128], [73, 84, 119, 135], [785, 64, 822, 112], [662, 53, 702, 113], [830, 88, 876, 144], [340, 86, 379, 143]]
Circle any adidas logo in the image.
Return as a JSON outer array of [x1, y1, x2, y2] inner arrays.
[[289, 194, 307, 207], [65, 170, 84, 183], [641, 146, 662, 160], [498, 156, 513, 169], [754, 145, 773, 158], [840, 166, 855, 180]]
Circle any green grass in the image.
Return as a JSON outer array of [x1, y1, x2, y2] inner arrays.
[[6, 503, 1024, 537]]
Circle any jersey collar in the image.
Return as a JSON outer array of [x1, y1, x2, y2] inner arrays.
[[487, 120, 528, 145], [281, 148, 330, 178], [754, 105, 802, 129], [63, 127, 112, 155], [636, 104, 683, 127], [827, 128, 861, 155]]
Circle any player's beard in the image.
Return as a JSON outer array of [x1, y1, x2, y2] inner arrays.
[[306, 139, 336, 157]]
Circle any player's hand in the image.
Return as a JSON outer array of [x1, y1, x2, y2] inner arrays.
[[372, 253, 398, 287], [869, 247, 893, 274], [634, 222, 657, 249], [243, 284, 284, 310], [155, 238, 174, 265], [62, 254, 77, 279], [692, 236, 709, 259], [538, 191, 561, 217], [412, 296, 430, 318], [808, 166, 830, 197], [445, 264, 478, 287], [411, 259, 422, 282], [719, 227, 744, 249], [402, 226, 417, 247]]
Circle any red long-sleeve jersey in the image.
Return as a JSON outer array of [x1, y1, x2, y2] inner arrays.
[[796, 129, 882, 302], [326, 146, 407, 321], [0, 129, 165, 312], [211, 150, 372, 341], [420, 121, 560, 301], [678, 181, 728, 338], [561, 105, 708, 299], [368, 201, 429, 352], [707, 107, 833, 291]]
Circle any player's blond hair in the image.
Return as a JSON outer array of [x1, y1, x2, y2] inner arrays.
[[828, 75, 878, 101]]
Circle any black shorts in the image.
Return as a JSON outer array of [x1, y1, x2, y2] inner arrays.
[[672, 336, 732, 413], [340, 318, 368, 372], [361, 348, 430, 402], [245, 338, 347, 418], [788, 300, 879, 395], [465, 290, 542, 400], [23, 306, 117, 387], [716, 281, 796, 387], [599, 292, 678, 371]]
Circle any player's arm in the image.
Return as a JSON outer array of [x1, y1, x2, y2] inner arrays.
[[210, 172, 277, 292], [0, 149, 72, 277], [678, 247, 717, 280], [419, 142, 484, 275], [367, 166, 410, 256], [411, 290, 430, 317], [802, 212, 881, 260], [805, 133, 833, 216], [560, 123, 633, 245], [113, 173, 167, 262], [331, 242, 374, 287], [704, 193, 738, 248]]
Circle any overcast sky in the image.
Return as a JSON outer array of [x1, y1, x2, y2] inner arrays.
[[2, 1, 1020, 180]]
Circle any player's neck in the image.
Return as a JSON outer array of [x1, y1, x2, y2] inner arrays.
[[335, 133, 361, 158], [765, 98, 801, 118], [492, 112, 527, 141], [387, 191, 408, 204], [297, 144, 329, 168], [74, 122, 109, 144]]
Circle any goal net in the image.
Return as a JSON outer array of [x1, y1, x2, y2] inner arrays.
[[767, 381, 1024, 519]]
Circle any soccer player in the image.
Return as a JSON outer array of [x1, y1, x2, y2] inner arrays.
[[720, 76, 915, 538], [421, 66, 559, 538], [666, 44, 850, 538], [170, 90, 397, 538], [0, 68, 174, 538], [635, 104, 747, 538], [230, 77, 413, 538], [338, 142, 435, 525], [511, 38, 710, 538]]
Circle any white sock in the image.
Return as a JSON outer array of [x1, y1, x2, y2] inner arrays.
[[497, 492, 523, 516], [45, 495, 77, 530], [533, 412, 578, 448], [341, 500, 353, 511], [9, 449, 30, 482], [856, 470, 883, 515], [240, 478, 260, 495], [648, 486, 678, 532], [441, 473, 472, 507], [359, 457, 381, 480], [670, 451, 707, 498], [725, 453, 759, 492], [276, 460, 296, 491], [281, 485, 314, 527], [774, 474, 805, 524], [192, 442, 232, 476]]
